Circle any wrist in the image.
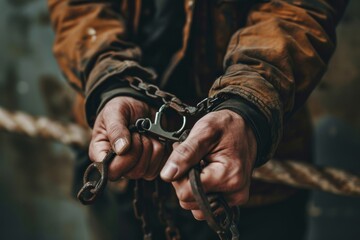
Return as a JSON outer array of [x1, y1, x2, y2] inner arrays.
[[85, 76, 160, 127], [212, 95, 271, 167]]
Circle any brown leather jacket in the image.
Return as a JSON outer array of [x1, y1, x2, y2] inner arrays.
[[48, 0, 348, 204]]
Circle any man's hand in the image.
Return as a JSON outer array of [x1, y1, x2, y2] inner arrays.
[[90, 96, 167, 180], [160, 109, 257, 220]]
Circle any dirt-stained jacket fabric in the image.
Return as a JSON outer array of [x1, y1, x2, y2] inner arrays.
[[48, 0, 348, 204]]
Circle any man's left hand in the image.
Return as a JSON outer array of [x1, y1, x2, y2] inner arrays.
[[160, 109, 257, 220]]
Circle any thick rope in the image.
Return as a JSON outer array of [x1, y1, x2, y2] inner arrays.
[[0, 107, 90, 148], [253, 160, 360, 197], [0, 107, 359, 197]]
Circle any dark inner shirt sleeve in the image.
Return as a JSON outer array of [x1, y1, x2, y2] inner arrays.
[[212, 97, 272, 167]]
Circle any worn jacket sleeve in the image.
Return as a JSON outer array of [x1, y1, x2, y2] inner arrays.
[[209, 0, 348, 161], [48, 0, 156, 126]]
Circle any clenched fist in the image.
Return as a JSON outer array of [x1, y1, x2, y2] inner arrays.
[[160, 109, 257, 220], [90, 96, 168, 180]]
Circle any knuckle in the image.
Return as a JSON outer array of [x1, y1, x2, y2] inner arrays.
[[88, 151, 96, 162], [152, 140, 164, 153], [143, 160, 163, 181], [179, 201, 195, 210], [143, 166, 159, 181], [200, 114, 218, 127], [88, 143, 96, 161], [109, 156, 139, 180], [197, 120, 211, 130], [192, 210, 205, 221], [224, 162, 248, 190], [108, 159, 124, 180], [108, 169, 122, 181], [143, 173, 158, 181], [177, 188, 192, 202], [108, 123, 121, 139], [193, 118, 221, 140], [141, 136, 153, 154], [195, 121, 214, 136], [175, 141, 196, 159], [126, 166, 146, 179], [227, 175, 244, 191], [232, 193, 249, 206]]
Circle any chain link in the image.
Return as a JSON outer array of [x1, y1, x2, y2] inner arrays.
[[124, 76, 227, 240], [133, 180, 153, 240], [153, 179, 181, 240], [132, 179, 182, 240], [125, 76, 221, 116]]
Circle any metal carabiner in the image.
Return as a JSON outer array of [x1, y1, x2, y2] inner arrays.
[[135, 104, 187, 142], [77, 150, 116, 205]]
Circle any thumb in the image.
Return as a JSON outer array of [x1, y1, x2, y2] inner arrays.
[[160, 127, 217, 181], [105, 113, 131, 155]]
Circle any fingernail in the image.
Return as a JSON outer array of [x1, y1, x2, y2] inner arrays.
[[161, 163, 178, 181], [114, 138, 128, 154]]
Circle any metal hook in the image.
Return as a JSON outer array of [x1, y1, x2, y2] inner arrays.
[[135, 104, 187, 142]]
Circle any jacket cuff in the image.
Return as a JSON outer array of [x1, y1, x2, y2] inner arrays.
[[212, 96, 271, 167], [84, 59, 157, 127]]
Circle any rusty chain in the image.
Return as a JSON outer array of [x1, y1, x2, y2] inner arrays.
[[1, 105, 358, 197], [0, 88, 360, 197], [117, 76, 231, 239], [153, 179, 181, 240], [1, 92, 360, 239], [1, 76, 360, 239], [133, 180, 153, 240], [132, 179, 181, 240], [1, 75, 358, 239], [126, 76, 220, 116]]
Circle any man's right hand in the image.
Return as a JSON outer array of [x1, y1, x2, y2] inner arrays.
[[89, 96, 167, 180]]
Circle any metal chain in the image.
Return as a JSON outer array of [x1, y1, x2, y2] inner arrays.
[[153, 178, 181, 240], [133, 178, 182, 240], [122, 78, 228, 239], [133, 180, 153, 240], [125, 76, 221, 116]]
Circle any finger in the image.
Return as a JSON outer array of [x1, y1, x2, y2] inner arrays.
[[103, 107, 131, 155], [223, 191, 250, 206], [89, 138, 110, 162], [179, 200, 199, 211], [124, 135, 152, 179], [171, 164, 226, 204], [191, 210, 205, 221], [181, 193, 249, 211], [172, 162, 249, 203], [172, 176, 194, 202], [108, 132, 143, 180], [89, 118, 112, 162], [200, 162, 249, 193], [143, 140, 167, 180], [160, 120, 220, 181], [191, 206, 227, 221], [181, 194, 248, 223]]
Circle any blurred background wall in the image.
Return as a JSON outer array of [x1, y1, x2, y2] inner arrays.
[[0, 1, 93, 239], [305, 1, 360, 239], [0, 0, 359, 240]]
